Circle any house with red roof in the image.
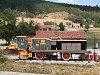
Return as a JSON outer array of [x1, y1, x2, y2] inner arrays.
[[39, 25, 52, 31], [72, 23, 81, 28]]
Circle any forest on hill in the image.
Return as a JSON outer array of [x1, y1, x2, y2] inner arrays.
[[0, 0, 100, 44], [0, 0, 100, 27]]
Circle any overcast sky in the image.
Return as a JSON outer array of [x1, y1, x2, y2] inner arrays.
[[45, 0, 100, 7]]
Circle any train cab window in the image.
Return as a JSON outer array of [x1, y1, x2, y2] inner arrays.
[[20, 38, 22, 41], [25, 38, 28, 41], [18, 38, 22, 41], [16, 38, 18, 41], [33, 40, 35, 43], [21, 38, 25, 41], [17, 38, 20, 41], [23, 38, 24, 41], [16, 36, 28, 42]]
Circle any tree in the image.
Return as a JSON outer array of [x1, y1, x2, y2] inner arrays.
[[43, 21, 56, 25], [59, 22, 65, 31], [86, 18, 92, 25], [17, 21, 39, 36], [85, 25, 89, 31], [17, 22, 29, 35], [33, 24, 39, 36], [68, 15, 84, 24], [0, 11, 17, 45], [28, 20, 39, 36], [66, 22, 72, 25]]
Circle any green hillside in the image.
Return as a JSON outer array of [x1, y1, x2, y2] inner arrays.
[[0, 0, 100, 13], [0, 0, 100, 27]]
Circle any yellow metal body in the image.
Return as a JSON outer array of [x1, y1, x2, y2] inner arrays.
[[8, 43, 18, 50], [19, 50, 32, 59]]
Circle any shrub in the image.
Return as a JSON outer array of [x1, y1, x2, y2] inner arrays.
[[0, 49, 10, 55], [43, 21, 56, 25], [0, 55, 8, 63]]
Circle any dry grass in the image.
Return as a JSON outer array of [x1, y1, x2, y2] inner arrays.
[[37, 12, 69, 19], [16, 12, 71, 25], [45, 12, 69, 19], [0, 49, 10, 55], [89, 28, 100, 31], [0, 61, 100, 75], [87, 28, 100, 38], [16, 17, 71, 25]]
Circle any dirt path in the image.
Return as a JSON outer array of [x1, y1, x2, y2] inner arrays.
[[0, 71, 51, 75]]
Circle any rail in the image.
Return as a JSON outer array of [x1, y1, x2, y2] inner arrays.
[[32, 50, 91, 54]]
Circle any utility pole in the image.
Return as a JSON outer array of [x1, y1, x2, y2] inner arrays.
[[94, 34, 96, 61]]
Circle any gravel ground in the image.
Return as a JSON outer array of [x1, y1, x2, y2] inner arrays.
[[15, 60, 97, 66], [0, 71, 51, 75]]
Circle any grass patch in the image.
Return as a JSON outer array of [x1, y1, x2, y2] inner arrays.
[[0, 49, 10, 64], [0, 49, 10, 55], [0, 60, 99, 75], [76, 28, 100, 48], [0, 55, 8, 63], [81, 28, 100, 48]]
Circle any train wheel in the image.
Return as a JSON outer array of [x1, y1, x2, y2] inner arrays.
[[17, 50, 23, 59], [17, 50, 20, 59], [35, 52, 43, 59], [62, 53, 70, 60], [79, 54, 85, 60]]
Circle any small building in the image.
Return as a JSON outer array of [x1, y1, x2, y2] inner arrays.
[[39, 25, 52, 31], [89, 25, 94, 28], [0, 39, 6, 45], [72, 23, 81, 28], [83, 25, 86, 28]]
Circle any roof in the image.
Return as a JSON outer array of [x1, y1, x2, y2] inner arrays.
[[36, 31, 87, 39], [39, 25, 52, 29], [73, 23, 80, 26], [16, 36, 28, 38]]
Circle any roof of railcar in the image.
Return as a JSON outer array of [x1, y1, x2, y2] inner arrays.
[[16, 36, 28, 38], [36, 31, 87, 39]]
